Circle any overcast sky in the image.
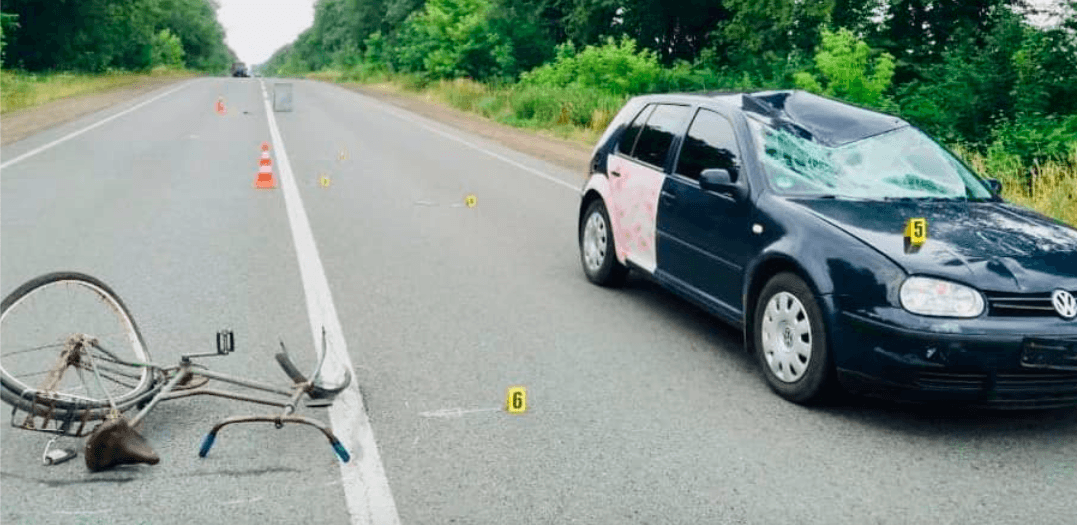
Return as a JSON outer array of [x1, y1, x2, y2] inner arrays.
[[213, 0, 1069, 66], [217, 0, 316, 65]]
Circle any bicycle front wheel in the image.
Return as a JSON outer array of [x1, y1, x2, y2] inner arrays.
[[1, 272, 156, 417]]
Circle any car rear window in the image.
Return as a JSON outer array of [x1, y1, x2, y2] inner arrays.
[[632, 104, 690, 169], [617, 104, 655, 157]]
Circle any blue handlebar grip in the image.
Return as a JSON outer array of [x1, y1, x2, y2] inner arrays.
[[330, 438, 350, 463], [199, 432, 217, 458]]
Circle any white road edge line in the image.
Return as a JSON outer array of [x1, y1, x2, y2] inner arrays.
[[0, 80, 195, 169], [260, 80, 401, 525], [328, 83, 582, 193]]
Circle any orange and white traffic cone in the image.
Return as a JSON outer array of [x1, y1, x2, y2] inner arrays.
[[255, 142, 276, 189]]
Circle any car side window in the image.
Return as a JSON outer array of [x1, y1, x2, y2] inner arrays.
[[675, 109, 742, 181], [632, 104, 690, 169], [617, 104, 655, 157]]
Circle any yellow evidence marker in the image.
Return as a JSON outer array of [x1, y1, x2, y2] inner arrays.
[[506, 386, 526, 414], [320, 175, 331, 188], [465, 194, 477, 208], [905, 217, 927, 246], [338, 148, 348, 161]]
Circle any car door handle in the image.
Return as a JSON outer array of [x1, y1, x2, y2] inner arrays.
[[610, 170, 622, 177], [660, 191, 677, 203]]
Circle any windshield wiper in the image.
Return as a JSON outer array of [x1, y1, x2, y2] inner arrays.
[[882, 196, 968, 202], [813, 194, 872, 200]]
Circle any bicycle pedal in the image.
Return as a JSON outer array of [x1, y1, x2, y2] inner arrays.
[[43, 448, 78, 466]]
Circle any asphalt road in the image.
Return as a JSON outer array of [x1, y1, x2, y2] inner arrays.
[[1, 77, 1075, 525]]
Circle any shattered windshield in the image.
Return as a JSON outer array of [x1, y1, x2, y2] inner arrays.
[[748, 118, 994, 200]]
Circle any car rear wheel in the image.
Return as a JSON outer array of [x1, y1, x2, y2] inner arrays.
[[580, 200, 628, 287], [754, 272, 834, 405]]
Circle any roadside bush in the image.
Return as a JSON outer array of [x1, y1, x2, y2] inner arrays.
[[331, 44, 363, 70], [364, 31, 388, 65], [397, 72, 432, 91], [430, 78, 513, 119], [794, 28, 896, 111], [390, 0, 512, 81], [150, 29, 185, 69], [657, 59, 707, 92], [519, 37, 662, 96], [306, 69, 344, 82], [509, 84, 624, 128], [439, 77, 489, 111], [341, 61, 390, 83], [952, 144, 1077, 226], [990, 114, 1077, 166]]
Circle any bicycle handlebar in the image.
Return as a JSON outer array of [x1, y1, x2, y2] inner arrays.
[[274, 344, 351, 400]]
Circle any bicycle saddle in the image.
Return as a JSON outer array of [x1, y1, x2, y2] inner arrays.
[[84, 417, 160, 472]]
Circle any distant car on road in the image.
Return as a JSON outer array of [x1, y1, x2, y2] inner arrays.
[[578, 89, 1077, 409], [231, 62, 248, 78]]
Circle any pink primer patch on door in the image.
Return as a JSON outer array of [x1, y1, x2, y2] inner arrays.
[[606, 155, 663, 274]]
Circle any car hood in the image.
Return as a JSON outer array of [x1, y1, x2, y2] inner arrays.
[[790, 198, 1077, 293]]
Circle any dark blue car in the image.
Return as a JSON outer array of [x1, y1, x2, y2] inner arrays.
[[578, 90, 1077, 409]]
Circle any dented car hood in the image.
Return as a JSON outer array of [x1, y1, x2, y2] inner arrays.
[[792, 198, 1077, 293]]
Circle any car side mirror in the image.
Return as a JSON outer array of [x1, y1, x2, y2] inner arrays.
[[985, 178, 1002, 195], [700, 169, 744, 200]]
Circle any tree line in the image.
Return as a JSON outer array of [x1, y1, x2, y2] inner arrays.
[[1, 0, 235, 73], [263, 0, 1077, 166]]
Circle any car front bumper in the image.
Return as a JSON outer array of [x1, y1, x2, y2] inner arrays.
[[831, 308, 1077, 409]]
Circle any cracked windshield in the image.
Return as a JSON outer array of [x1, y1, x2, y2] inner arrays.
[[753, 122, 996, 199], [1, 1, 1076, 525]]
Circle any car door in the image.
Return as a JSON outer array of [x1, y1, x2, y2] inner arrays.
[[606, 103, 691, 273], [656, 107, 753, 315]]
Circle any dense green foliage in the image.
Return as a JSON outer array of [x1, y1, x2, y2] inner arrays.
[[264, 0, 1077, 170], [520, 38, 662, 96], [794, 28, 896, 110], [1, 0, 234, 73]]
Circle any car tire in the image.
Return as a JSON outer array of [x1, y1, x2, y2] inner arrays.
[[579, 199, 629, 287], [753, 272, 835, 405]]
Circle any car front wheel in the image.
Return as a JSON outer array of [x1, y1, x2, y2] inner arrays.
[[580, 200, 628, 287], [754, 272, 834, 405]]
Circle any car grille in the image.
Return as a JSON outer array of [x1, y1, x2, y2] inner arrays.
[[917, 370, 1077, 407], [984, 290, 1076, 317]]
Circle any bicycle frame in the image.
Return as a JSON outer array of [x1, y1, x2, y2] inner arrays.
[[9, 328, 352, 470], [131, 350, 350, 463]]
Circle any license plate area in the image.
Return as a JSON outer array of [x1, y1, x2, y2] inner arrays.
[[1020, 338, 1077, 372]]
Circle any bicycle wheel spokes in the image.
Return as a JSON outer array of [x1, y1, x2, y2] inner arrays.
[[1, 276, 152, 408]]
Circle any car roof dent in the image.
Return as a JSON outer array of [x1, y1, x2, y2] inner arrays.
[[741, 90, 907, 147]]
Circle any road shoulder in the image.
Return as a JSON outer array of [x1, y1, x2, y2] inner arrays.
[[1, 77, 193, 146], [330, 82, 593, 175]]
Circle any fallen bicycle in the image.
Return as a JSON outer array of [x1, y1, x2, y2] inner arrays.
[[1, 271, 352, 471]]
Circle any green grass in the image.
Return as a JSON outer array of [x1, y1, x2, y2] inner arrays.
[[303, 68, 1077, 227], [1, 68, 194, 114], [954, 145, 1077, 226]]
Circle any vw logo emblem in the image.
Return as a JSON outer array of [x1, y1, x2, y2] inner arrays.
[[1052, 290, 1077, 320]]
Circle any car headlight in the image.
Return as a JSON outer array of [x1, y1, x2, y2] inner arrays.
[[899, 276, 985, 318]]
